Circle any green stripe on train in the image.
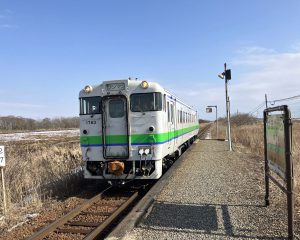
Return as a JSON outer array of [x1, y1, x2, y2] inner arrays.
[[80, 125, 199, 145]]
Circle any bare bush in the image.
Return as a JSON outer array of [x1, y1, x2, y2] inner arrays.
[[218, 113, 258, 126]]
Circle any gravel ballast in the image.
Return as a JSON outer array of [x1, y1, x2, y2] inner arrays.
[[125, 140, 292, 239]]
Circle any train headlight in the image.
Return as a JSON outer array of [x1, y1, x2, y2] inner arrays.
[[140, 81, 149, 89], [84, 85, 93, 93], [138, 147, 151, 155], [138, 149, 144, 155]]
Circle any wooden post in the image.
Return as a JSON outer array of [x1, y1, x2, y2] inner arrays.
[[1, 167, 6, 215]]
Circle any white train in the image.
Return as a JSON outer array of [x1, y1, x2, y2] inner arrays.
[[79, 79, 199, 184]]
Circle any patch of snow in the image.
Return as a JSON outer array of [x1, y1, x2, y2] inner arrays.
[[0, 129, 80, 142], [25, 213, 38, 220]]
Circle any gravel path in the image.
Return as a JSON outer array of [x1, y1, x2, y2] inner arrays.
[[125, 140, 292, 239]]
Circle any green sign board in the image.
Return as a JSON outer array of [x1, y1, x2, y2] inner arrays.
[[266, 114, 286, 179]]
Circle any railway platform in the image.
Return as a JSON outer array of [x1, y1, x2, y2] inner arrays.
[[108, 139, 291, 239]]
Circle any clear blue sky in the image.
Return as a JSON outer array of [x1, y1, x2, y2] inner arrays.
[[1, 1, 300, 119]]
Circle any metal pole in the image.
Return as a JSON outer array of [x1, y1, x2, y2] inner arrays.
[[265, 94, 268, 109], [216, 106, 218, 139], [263, 110, 270, 206], [284, 106, 294, 239], [1, 167, 6, 215], [224, 63, 232, 151]]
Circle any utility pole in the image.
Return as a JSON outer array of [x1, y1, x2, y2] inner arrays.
[[225, 63, 232, 151], [218, 63, 232, 151]]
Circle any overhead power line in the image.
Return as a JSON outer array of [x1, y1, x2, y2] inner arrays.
[[269, 94, 300, 105], [248, 102, 265, 115]]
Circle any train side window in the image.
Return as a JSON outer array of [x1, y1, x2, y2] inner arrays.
[[179, 110, 181, 123], [164, 94, 166, 112], [171, 104, 174, 123], [167, 102, 170, 122], [181, 110, 183, 123]]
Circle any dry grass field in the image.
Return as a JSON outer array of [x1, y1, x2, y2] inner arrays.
[[210, 120, 300, 205], [0, 129, 83, 228]]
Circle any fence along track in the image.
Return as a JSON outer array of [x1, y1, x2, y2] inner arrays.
[[27, 187, 138, 240]]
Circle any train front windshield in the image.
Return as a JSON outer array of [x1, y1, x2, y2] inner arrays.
[[80, 97, 102, 115], [130, 93, 162, 112]]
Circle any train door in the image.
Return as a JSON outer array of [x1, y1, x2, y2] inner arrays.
[[102, 95, 129, 158]]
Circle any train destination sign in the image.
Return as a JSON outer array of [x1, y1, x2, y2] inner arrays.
[[106, 83, 125, 91], [0, 146, 5, 167], [266, 114, 286, 179]]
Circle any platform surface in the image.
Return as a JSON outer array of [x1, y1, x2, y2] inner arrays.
[[124, 140, 290, 240]]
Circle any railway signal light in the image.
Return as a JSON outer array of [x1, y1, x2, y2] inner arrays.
[[225, 69, 231, 80], [218, 69, 231, 80]]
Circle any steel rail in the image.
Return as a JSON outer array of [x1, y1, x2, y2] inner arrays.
[[27, 186, 112, 240], [198, 123, 212, 139], [84, 191, 138, 240]]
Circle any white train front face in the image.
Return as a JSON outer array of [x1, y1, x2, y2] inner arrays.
[[79, 79, 199, 182]]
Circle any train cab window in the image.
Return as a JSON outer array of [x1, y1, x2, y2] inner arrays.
[[109, 99, 125, 118], [130, 93, 162, 112], [80, 97, 102, 115]]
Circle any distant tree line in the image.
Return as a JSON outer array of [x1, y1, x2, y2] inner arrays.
[[218, 113, 259, 126], [0, 116, 79, 132], [198, 118, 210, 124]]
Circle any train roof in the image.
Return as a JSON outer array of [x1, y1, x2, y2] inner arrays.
[[79, 79, 196, 111]]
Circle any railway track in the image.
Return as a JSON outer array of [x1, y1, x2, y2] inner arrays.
[[198, 123, 212, 139], [25, 125, 208, 240], [27, 187, 138, 240]]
